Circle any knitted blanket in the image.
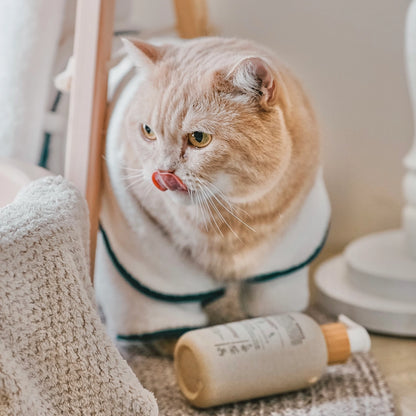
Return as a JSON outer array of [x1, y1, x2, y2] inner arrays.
[[0, 176, 158, 416]]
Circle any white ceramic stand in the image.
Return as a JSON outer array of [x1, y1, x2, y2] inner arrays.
[[315, 0, 416, 337]]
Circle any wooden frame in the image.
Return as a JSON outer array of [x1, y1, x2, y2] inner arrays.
[[65, 0, 208, 281], [65, 0, 115, 278]]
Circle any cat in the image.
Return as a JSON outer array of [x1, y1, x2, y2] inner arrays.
[[94, 36, 330, 353]]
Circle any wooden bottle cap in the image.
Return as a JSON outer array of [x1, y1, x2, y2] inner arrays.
[[320, 322, 351, 364]]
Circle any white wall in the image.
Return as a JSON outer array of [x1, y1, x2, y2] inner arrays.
[[131, 0, 414, 251]]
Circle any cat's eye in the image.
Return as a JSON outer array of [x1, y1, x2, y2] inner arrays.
[[188, 131, 212, 148], [141, 124, 157, 140]]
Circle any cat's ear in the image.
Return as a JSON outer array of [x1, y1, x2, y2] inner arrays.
[[226, 57, 279, 110], [121, 38, 163, 70]]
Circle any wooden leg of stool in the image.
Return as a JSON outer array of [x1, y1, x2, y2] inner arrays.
[[173, 0, 209, 38], [65, 0, 115, 281]]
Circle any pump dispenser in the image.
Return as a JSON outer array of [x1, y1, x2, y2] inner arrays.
[[174, 312, 371, 408]]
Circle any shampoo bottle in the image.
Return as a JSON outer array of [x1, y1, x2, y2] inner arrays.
[[174, 313, 371, 408]]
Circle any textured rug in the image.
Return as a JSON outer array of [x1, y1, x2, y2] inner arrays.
[[119, 287, 396, 415]]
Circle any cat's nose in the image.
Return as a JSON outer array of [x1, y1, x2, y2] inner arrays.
[[152, 170, 188, 192]]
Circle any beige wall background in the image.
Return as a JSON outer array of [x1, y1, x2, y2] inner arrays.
[[132, 0, 414, 252]]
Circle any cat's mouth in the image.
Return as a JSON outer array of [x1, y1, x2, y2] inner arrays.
[[152, 171, 188, 193]]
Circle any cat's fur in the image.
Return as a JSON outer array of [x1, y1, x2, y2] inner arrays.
[[119, 37, 320, 282]]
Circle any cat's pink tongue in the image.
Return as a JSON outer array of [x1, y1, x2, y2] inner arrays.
[[152, 171, 188, 192]]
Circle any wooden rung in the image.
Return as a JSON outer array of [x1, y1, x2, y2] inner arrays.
[[174, 0, 209, 38]]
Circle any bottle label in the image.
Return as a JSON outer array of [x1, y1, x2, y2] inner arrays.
[[209, 314, 306, 358]]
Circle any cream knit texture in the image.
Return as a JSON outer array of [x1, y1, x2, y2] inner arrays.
[[0, 176, 158, 416]]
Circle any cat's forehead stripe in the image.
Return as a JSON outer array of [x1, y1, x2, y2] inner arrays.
[[152, 77, 190, 139], [150, 64, 209, 139]]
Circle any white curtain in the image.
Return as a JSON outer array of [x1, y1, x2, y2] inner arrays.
[[0, 0, 65, 163]]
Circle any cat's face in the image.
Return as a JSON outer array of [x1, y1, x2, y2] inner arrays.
[[123, 37, 292, 207]]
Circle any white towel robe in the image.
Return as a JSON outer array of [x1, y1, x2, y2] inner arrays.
[[94, 58, 331, 340]]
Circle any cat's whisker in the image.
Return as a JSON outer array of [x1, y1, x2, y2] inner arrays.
[[196, 181, 221, 221], [197, 187, 213, 229], [207, 203, 223, 237], [214, 196, 255, 233], [198, 185, 223, 236], [119, 172, 145, 181], [125, 176, 147, 190], [198, 181, 239, 238], [195, 190, 209, 231], [218, 193, 252, 219], [197, 194, 208, 230], [120, 165, 144, 172], [120, 166, 146, 182], [205, 191, 241, 241], [125, 180, 140, 190], [200, 181, 256, 233], [210, 198, 239, 240], [198, 177, 252, 219], [197, 178, 234, 210]]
